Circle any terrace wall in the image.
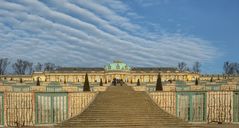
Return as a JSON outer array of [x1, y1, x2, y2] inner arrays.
[[149, 91, 238, 123], [0, 92, 97, 127], [150, 92, 176, 116]]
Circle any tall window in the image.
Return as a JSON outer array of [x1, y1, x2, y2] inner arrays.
[[125, 65, 128, 70], [116, 64, 120, 69]]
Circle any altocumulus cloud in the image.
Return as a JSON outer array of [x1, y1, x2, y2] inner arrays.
[[0, 0, 217, 67]]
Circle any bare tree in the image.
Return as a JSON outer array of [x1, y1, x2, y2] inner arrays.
[[177, 62, 187, 71], [237, 64, 239, 74], [12, 59, 33, 75], [193, 61, 201, 73], [223, 61, 239, 75], [230, 63, 239, 75], [28, 62, 33, 74], [186, 67, 191, 71], [44, 62, 56, 71], [0, 58, 10, 75], [35, 62, 43, 72], [223, 61, 230, 75]]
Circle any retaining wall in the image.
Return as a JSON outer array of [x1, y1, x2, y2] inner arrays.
[[0, 92, 97, 127], [149, 91, 238, 123]]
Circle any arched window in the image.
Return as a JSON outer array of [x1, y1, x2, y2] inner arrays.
[[116, 64, 120, 69], [125, 65, 128, 70]]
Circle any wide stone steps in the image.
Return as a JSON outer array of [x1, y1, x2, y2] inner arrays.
[[55, 86, 198, 128]]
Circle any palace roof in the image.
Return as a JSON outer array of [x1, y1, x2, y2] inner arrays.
[[52, 61, 177, 72], [131, 67, 177, 72], [54, 67, 105, 72]]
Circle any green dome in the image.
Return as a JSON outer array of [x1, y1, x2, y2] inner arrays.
[[105, 60, 131, 71]]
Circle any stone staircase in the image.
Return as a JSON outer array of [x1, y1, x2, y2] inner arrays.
[[55, 85, 201, 128]]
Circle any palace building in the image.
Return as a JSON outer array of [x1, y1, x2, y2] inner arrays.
[[0, 60, 199, 83], [28, 60, 199, 83]]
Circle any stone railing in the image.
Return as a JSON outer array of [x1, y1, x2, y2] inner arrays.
[[132, 85, 176, 92], [0, 85, 108, 92], [131, 86, 146, 91], [131, 84, 239, 92], [93, 86, 108, 92]]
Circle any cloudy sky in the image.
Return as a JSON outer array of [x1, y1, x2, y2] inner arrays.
[[0, 0, 238, 73]]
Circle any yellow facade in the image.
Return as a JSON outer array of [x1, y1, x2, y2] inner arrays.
[[32, 71, 199, 83], [0, 61, 200, 83]]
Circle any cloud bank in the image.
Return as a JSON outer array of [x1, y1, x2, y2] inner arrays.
[[0, 0, 217, 67]]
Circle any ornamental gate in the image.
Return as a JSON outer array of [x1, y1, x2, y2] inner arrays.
[[35, 93, 68, 124], [233, 92, 239, 122], [0, 93, 3, 125], [176, 92, 206, 122]]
